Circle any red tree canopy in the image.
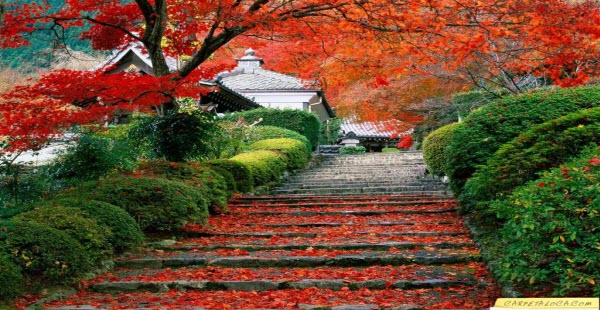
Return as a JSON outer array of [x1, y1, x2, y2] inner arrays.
[[1, 0, 599, 151]]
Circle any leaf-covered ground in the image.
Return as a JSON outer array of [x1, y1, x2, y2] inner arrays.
[[19, 195, 500, 309]]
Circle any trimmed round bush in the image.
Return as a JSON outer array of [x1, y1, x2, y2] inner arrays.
[[249, 138, 308, 170], [339, 146, 366, 155], [230, 150, 287, 186], [445, 86, 600, 195], [0, 220, 92, 283], [14, 206, 113, 261], [44, 199, 144, 253], [0, 253, 24, 302], [223, 108, 321, 150], [422, 122, 461, 176], [134, 161, 228, 213], [200, 164, 237, 197], [492, 146, 600, 296], [58, 176, 208, 231], [246, 126, 312, 156], [203, 159, 253, 193], [461, 108, 600, 213]]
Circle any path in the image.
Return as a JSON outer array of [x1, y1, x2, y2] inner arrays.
[[42, 153, 500, 309]]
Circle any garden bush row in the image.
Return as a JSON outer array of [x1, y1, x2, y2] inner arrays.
[[0, 125, 313, 302], [421, 86, 600, 297]]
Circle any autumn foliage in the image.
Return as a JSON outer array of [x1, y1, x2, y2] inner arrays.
[[1, 0, 600, 151]]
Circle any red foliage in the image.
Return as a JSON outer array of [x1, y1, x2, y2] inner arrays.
[[397, 135, 414, 149], [2, 0, 600, 150]]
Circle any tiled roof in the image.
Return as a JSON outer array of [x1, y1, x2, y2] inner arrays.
[[214, 48, 317, 91], [216, 68, 312, 91], [93, 42, 178, 72], [340, 119, 404, 138]]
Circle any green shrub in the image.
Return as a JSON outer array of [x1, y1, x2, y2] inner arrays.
[[14, 206, 113, 261], [249, 138, 308, 170], [43, 199, 144, 253], [461, 108, 600, 213], [223, 108, 321, 150], [491, 146, 600, 296], [58, 176, 208, 231], [48, 134, 137, 185], [203, 159, 253, 193], [422, 123, 461, 176], [128, 110, 220, 162], [382, 148, 399, 153], [230, 150, 287, 186], [134, 161, 228, 213], [445, 86, 600, 195], [319, 118, 343, 145], [200, 164, 237, 197], [412, 90, 499, 148], [246, 125, 312, 156], [0, 220, 92, 283], [339, 146, 366, 155], [0, 252, 24, 302]]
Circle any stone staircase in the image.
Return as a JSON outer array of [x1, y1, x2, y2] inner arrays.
[[38, 152, 500, 309], [273, 152, 449, 196]]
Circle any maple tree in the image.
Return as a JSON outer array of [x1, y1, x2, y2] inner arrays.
[[1, 0, 599, 151]]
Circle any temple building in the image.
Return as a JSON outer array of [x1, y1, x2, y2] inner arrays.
[[96, 45, 334, 121]]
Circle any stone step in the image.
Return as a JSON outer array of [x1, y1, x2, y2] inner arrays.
[[272, 187, 450, 195], [230, 194, 452, 203], [229, 200, 453, 208], [184, 231, 468, 238], [243, 208, 456, 216], [116, 251, 481, 269], [90, 278, 476, 293], [278, 182, 446, 190]]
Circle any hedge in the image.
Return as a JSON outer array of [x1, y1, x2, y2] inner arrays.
[[246, 125, 312, 156], [44, 199, 144, 253], [14, 206, 113, 262], [203, 159, 253, 193], [461, 107, 600, 213], [58, 176, 208, 231], [249, 138, 308, 170], [0, 220, 92, 283], [422, 122, 461, 176], [134, 161, 228, 213], [445, 86, 600, 195], [230, 150, 287, 186], [339, 146, 366, 155], [223, 108, 321, 150], [490, 146, 600, 296], [199, 164, 237, 197], [0, 252, 24, 302]]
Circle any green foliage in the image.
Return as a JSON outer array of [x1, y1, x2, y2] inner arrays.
[[43, 199, 144, 253], [381, 148, 399, 153], [339, 146, 366, 155], [246, 125, 312, 156], [0, 220, 92, 283], [319, 118, 343, 145], [413, 90, 499, 148], [491, 146, 600, 296], [0, 163, 55, 209], [128, 110, 220, 162], [14, 206, 113, 261], [0, 253, 24, 302], [203, 159, 253, 193], [462, 108, 600, 213], [249, 138, 309, 170], [446, 86, 600, 195], [230, 150, 286, 186], [223, 108, 321, 150], [58, 176, 208, 231], [422, 123, 461, 176], [48, 133, 138, 185], [134, 161, 228, 213], [200, 164, 236, 197]]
